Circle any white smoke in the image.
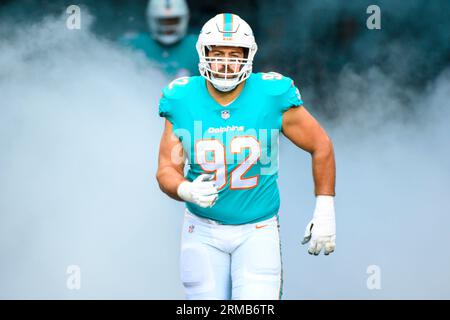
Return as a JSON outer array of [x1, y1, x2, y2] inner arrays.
[[1, 4, 449, 300], [278, 65, 450, 299], [0, 14, 185, 299]]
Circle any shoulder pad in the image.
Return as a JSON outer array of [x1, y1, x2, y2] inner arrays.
[[162, 76, 198, 100], [183, 33, 199, 43], [255, 72, 294, 96], [178, 34, 199, 52], [119, 32, 151, 48], [121, 31, 139, 40]]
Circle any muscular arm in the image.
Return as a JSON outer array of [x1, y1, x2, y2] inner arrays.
[[156, 119, 186, 201], [282, 106, 336, 196]]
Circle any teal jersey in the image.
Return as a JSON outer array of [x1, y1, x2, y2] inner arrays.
[[159, 73, 303, 225], [119, 32, 198, 78]]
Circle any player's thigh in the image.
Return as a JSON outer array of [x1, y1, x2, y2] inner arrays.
[[180, 221, 231, 299], [231, 219, 282, 300]]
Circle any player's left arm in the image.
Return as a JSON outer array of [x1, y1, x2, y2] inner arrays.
[[282, 106, 337, 256], [282, 106, 335, 196]]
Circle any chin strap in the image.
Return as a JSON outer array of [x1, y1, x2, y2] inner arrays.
[[210, 75, 239, 92], [211, 82, 236, 92]]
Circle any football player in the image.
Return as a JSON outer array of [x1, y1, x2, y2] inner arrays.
[[120, 0, 198, 78], [156, 13, 336, 299]]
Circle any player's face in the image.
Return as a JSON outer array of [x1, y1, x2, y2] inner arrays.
[[156, 17, 181, 35], [207, 46, 245, 78]]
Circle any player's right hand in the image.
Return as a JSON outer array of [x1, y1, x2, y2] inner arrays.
[[177, 174, 219, 208]]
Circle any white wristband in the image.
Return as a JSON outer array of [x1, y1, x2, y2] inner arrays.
[[313, 195, 335, 218], [177, 181, 193, 202]]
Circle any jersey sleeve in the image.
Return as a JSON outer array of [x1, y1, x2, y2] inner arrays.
[[157, 77, 192, 126], [280, 80, 303, 113], [158, 91, 173, 124]]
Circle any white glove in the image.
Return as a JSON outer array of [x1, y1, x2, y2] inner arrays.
[[301, 195, 336, 256], [177, 174, 219, 208]]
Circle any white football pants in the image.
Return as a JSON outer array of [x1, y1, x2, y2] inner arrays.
[[179, 209, 283, 300]]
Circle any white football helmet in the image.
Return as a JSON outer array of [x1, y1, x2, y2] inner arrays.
[[196, 13, 258, 92], [146, 0, 189, 45]]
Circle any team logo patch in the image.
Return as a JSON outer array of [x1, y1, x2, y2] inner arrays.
[[221, 110, 230, 120]]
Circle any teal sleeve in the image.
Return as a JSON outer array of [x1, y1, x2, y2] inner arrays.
[[281, 81, 303, 113], [158, 93, 173, 124]]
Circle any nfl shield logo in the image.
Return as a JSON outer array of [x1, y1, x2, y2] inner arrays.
[[188, 225, 195, 233], [221, 110, 230, 120]]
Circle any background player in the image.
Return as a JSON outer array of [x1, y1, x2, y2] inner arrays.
[[120, 0, 198, 78]]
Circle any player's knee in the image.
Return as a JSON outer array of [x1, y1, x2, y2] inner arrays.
[[234, 267, 282, 300], [233, 238, 282, 300], [235, 260, 282, 300], [180, 244, 214, 295]]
